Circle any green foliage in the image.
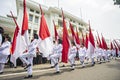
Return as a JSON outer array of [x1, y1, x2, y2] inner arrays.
[[113, 0, 120, 5]]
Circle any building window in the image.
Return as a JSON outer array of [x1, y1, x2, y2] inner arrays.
[[33, 30, 37, 34], [29, 14, 33, 22], [59, 15, 62, 18], [30, 9, 34, 12], [73, 20, 75, 23], [35, 16, 39, 23], [58, 21, 63, 27], [36, 11, 39, 14], [28, 29, 31, 34]]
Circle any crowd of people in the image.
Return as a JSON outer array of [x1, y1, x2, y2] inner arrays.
[[0, 27, 120, 79]]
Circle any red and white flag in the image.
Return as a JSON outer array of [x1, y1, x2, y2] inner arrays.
[[88, 21, 95, 54], [53, 20, 59, 41], [10, 11, 26, 66], [69, 23, 80, 46], [85, 33, 88, 49], [110, 41, 113, 50], [75, 27, 80, 45], [21, 0, 30, 46], [82, 31, 85, 45], [101, 34, 107, 50], [61, 10, 70, 63], [38, 5, 53, 57], [97, 32, 102, 48]]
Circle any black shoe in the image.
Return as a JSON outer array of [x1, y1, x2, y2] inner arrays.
[[50, 66, 54, 68], [24, 64, 31, 69], [0, 72, 3, 74], [54, 71, 60, 74], [71, 68, 75, 70], [91, 64, 95, 66], [62, 64, 65, 67], [24, 75, 33, 79], [82, 66, 85, 68], [53, 63, 58, 67]]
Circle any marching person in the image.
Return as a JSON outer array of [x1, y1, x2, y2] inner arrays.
[[78, 43, 86, 68], [0, 35, 11, 74], [49, 39, 63, 73], [19, 34, 38, 78], [0, 27, 4, 46], [68, 41, 77, 70], [94, 44, 102, 64]]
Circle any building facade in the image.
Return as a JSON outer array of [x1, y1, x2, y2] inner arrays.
[[0, 0, 88, 40]]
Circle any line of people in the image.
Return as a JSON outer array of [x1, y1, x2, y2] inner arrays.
[[0, 27, 120, 79]]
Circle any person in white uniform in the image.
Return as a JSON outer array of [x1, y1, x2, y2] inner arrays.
[[49, 39, 63, 73], [78, 43, 86, 68], [19, 34, 38, 78], [68, 41, 77, 70], [0, 35, 11, 74], [94, 45, 103, 64]]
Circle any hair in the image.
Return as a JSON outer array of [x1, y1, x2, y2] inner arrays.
[[58, 39, 62, 44], [0, 27, 4, 34], [81, 43, 84, 46], [4, 34, 11, 42], [33, 33, 38, 39], [71, 41, 75, 46]]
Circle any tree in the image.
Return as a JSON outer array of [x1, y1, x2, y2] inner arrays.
[[113, 0, 120, 7]]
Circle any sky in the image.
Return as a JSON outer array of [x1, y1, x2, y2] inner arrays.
[[0, 0, 120, 40]]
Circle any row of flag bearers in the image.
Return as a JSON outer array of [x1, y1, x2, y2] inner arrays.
[[0, 0, 120, 79]]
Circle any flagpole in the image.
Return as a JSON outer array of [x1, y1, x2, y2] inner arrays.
[[58, 0, 59, 8], [80, 8, 82, 20]]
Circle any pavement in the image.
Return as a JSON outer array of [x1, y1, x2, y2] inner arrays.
[[0, 58, 120, 80]]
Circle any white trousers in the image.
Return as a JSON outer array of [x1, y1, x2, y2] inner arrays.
[[19, 53, 33, 75], [79, 56, 85, 66], [50, 54, 60, 72], [0, 63, 5, 73], [68, 54, 76, 69]]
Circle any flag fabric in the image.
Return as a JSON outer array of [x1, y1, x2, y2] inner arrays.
[[114, 40, 120, 50], [61, 10, 70, 63], [97, 32, 102, 48], [75, 27, 80, 45], [110, 41, 113, 50], [21, 0, 30, 46], [10, 11, 26, 66], [101, 34, 107, 50], [113, 42, 118, 55], [38, 5, 53, 57], [69, 22, 75, 37], [82, 31, 85, 45], [69, 23, 80, 46], [95, 36, 99, 45], [85, 33, 88, 49], [53, 20, 59, 41], [87, 21, 95, 55]]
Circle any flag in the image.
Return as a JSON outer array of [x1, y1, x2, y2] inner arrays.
[[113, 42, 118, 55], [69, 23, 80, 45], [101, 34, 107, 50], [38, 5, 53, 57], [53, 20, 59, 41], [21, 0, 30, 46], [95, 35, 99, 45], [10, 11, 26, 66], [61, 10, 70, 63], [114, 40, 120, 50], [75, 27, 80, 45], [82, 31, 85, 45], [110, 41, 113, 50], [97, 32, 102, 48], [85, 33, 88, 49], [88, 21, 95, 54]]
